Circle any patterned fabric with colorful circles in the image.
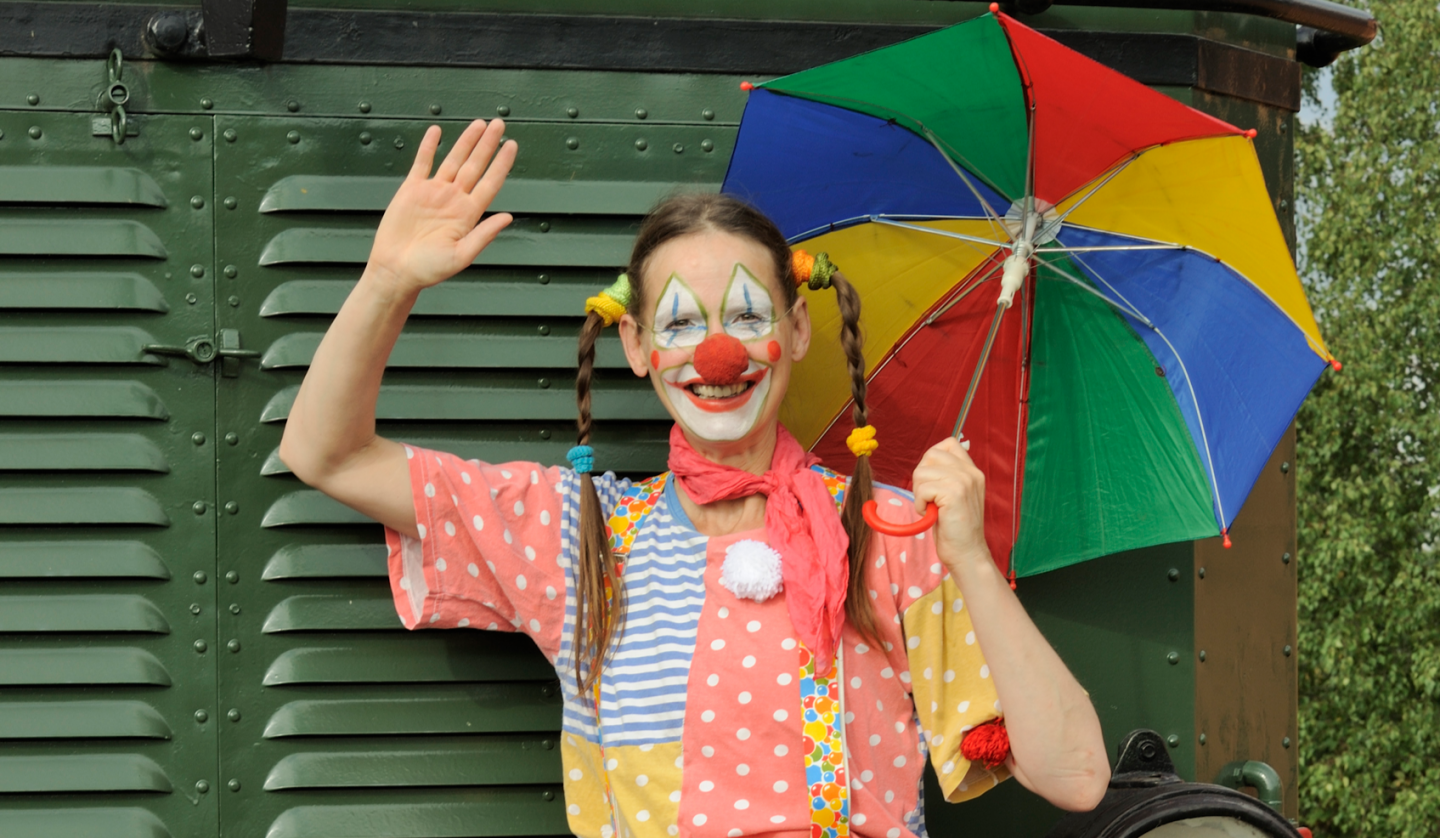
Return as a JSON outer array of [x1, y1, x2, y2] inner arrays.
[[607, 473, 670, 556], [800, 643, 849, 838]]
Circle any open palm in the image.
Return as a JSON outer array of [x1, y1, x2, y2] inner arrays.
[[368, 119, 518, 292]]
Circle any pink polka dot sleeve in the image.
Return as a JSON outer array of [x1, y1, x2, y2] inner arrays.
[[383, 444, 570, 663], [869, 486, 1009, 803]]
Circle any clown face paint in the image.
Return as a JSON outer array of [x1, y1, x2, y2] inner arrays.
[[650, 265, 782, 442]]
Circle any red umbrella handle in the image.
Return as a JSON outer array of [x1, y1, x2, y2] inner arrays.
[[862, 500, 939, 537]]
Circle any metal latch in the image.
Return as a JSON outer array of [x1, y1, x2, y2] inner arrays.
[[143, 329, 260, 378], [92, 49, 138, 145]]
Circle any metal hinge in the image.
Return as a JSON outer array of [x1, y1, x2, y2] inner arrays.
[[143, 329, 261, 378], [92, 49, 138, 145]]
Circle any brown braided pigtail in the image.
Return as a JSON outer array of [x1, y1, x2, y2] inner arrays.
[[572, 311, 625, 695], [831, 271, 881, 644]]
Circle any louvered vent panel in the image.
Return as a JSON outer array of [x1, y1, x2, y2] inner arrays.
[[215, 114, 732, 837], [0, 110, 218, 837]]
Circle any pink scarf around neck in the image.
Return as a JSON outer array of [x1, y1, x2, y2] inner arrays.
[[667, 424, 850, 675]]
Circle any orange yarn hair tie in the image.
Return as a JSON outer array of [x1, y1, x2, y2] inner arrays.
[[791, 250, 816, 288]]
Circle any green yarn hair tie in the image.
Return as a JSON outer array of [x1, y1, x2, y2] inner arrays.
[[809, 252, 837, 290]]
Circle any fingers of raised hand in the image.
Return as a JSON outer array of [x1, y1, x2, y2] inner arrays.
[[407, 125, 443, 181], [436, 119, 490, 184], [456, 211, 514, 265], [456, 119, 511, 194]]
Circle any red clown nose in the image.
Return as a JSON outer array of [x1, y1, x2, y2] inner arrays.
[[692, 333, 750, 386]]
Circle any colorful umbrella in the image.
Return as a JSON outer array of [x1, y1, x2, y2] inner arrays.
[[722, 6, 1337, 579]]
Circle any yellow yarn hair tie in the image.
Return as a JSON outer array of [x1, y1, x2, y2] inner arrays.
[[585, 273, 633, 327], [846, 425, 878, 457]]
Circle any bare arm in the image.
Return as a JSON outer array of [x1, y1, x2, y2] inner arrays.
[[914, 438, 1111, 811], [278, 119, 517, 538]]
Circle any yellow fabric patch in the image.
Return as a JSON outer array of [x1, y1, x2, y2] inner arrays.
[[562, 735, 615, 838], [599, 742, 685, 838], [902, 575, 1010, 803], [1058, 135, 1329, 359], [781, 219, 1003, 448]]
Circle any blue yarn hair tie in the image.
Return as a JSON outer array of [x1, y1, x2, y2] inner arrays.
[[567, 445, 595, 475]]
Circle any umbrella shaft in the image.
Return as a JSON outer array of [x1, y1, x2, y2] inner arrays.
[[953, 299, 1009, 439]]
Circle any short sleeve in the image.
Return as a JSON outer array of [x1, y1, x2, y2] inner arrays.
[[384, 444, 626, 663], [868, 485, 1009, 803]]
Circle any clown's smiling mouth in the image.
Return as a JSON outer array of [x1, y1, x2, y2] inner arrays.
[[688, 381, 754, 399]]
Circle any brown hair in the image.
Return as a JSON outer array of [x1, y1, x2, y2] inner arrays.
[[571, 193, 879, 693]]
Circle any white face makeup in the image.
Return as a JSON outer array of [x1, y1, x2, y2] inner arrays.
[[650, 264, 782, 442]]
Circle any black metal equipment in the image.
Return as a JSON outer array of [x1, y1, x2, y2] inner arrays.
[[1046, 731, 1304, 838]]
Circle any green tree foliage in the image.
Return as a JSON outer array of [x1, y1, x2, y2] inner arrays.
[[1295, 0, 1440, 834]]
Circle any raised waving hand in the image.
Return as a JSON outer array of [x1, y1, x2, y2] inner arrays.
[[367, 118, 518, 292]]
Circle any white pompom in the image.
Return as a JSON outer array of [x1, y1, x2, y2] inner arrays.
[[719, 540, 784, 602]]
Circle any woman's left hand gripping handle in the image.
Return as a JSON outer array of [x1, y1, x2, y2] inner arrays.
[[367, 119, 518, 294]]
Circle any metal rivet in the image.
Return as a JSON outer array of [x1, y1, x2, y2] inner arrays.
[[537, 273, 549, 284], [701, 139, 715, 152], [229, 603, 241, 614], [189, 127, 203, 140], [227, 639, 241, 652], [673, 143, 685, 154], [224, 502, 239, 515], [635, 139, 648, 151], [201, 98, 214, 110], [190, 603, 202, 615], [565, 137, 579, 150], [430, 104, 443, 115], [1166, 734, 1180, 748], [286, 99, 300, 112], [542, 739, 554, 750], [225, 432, 239, 445], [286, 130, 300, 144], [1198, 567, 1206, 579], [543, 789, 556, 800], [228, 295, 240, 307], [1199, 733, 1207, 744], [538, 221, 551, 232], [1281, 461, 1291, 473], [224, 196, 237, 209], [497, 105, 511, 116], [223, 265, 237, 278], [538, 378, 550, 389], [195, 710, 209, 723], [191, 196, 205, 209], [192, 432, 206, 446], [635, 108, 648, 120], [566, 107, 578, 118], [227, 709, 241, 722], [185, 293, 198, 305], [1167, 568, 1179, 581], [193, 501, 207, 515], [359, 101, 372, 113], [539, 429, 552, 439], [360, 131, 372, 145], [538, 325, 551, 336], [194, 640, 208, 653], [191, 265, 205, 278], [26, 94, 39, 106], [1166, 652, 1179, 665], [1283, 644, 1292, 656], [225, 570, 239, 583], [193, 571, 207, 585], [1282, 737, 1291, 748], [394, 137, 405, 149], [703, 108, 715, 121], [27, 126, 41, 140], [228, 779, 241, 792], [196, 780, 210, 794], [1283, 552, 1291, 564], [1279, 121, 1288, 133], [1279, 199, 1290, 212], [1199, 650, 1207, 662], [223, 129, 237, 143]]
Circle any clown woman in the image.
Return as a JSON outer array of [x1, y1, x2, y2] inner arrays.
[[281, 119, 1110, 838]]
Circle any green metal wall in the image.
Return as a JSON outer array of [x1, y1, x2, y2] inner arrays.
[[0, 6, 1297, 835]]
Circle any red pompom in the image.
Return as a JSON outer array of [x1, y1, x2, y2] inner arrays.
[[961, 719, 1010, 769], [1222, 529, 1233, 549], [693, 334, 750, 386], [1245, 128, 1258, 139], [1331, 358, 1343, 371], [740, 81, 755, 91], [989, 2, 1000, 11]]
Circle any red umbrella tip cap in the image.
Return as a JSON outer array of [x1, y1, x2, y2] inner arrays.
[[740, 81, 754, 91], [1331, 358, 1343, 371], [1245, 128, 1258, 139], [989, 2, 1000, 11], [1222, 529, 1233, 549], [693, 334, 750, 386]]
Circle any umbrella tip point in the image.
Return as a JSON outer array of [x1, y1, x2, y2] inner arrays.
[[1244, 128, 1258, 139], [1331, 358, 1343, 371], [740, 81, 754, 91], [989, 2, 999, 11]]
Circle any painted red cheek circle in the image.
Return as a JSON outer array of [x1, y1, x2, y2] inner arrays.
[[650, 350, 660, 370], [766, 340, 782, 363]]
